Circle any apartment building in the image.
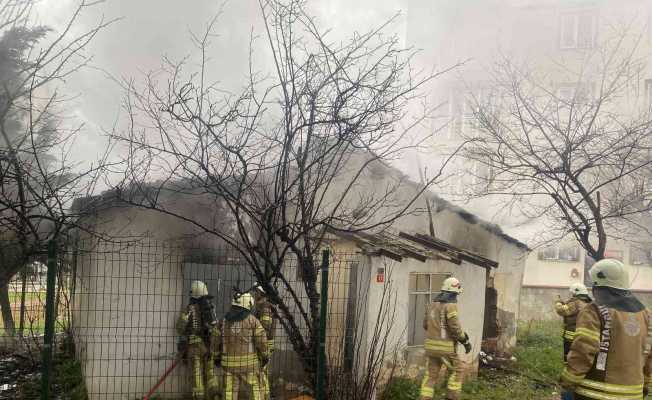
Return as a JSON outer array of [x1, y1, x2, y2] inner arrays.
[[406, 0, 652, 318]]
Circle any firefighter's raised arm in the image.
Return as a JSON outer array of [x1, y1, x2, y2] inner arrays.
[[554, 298, 578, 317]]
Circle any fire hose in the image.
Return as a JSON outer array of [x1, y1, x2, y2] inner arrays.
[[143, 358, 179, 400]]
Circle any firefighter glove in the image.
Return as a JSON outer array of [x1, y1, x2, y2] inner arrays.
[[462, 333, 472, 354], [463, 341, 472, 354], [261, 354, 270, 367]]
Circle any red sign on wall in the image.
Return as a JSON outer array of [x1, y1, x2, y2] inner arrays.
[[376, 268, 385, 283]]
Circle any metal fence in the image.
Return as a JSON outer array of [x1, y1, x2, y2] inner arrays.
[[2, 238, 365, 400]]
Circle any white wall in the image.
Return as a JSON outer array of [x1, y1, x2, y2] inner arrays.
[[73, 240, 187, 400], [361, 256, 486, 374]]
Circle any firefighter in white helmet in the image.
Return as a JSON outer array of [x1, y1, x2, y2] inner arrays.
[[252, 283, 276, 400], [215, 291, 269, 400], [560, 259, 652, 400], [554, 282, 592, 361], [420, 277, 472, 400], [177, 281, 220, 400]]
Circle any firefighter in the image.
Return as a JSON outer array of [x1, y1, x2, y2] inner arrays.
[[560, 258, 652, 400], [554, 282, 592, 361], [216, 291, 269, 400], [177, 280, 220, 400], [420, 277, 472, 400], [252, 282, 276, 400]]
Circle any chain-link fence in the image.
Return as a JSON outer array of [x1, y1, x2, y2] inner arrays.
[[2, 238, 369, 400]]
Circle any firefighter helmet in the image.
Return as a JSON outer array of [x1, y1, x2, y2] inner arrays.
[[441, 277, 463, 294], [253, 282, 266, 295], [190, 281, 208, 298], [569, 282, 589, 296], [589, 258, 630, 290], [233, 292, 254, 310]]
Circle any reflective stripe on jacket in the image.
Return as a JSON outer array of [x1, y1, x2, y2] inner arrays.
[[561, 303, 650, 399], [423, 302, 465, 357], [216, 312, 268, 373]]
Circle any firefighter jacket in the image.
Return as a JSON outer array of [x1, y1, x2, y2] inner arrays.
[[561, 287, 652, 400], [214, 306, 269, 374], [177, 298, 219, 358], [423, 293, 468, 356], [255, 297, 276, 350], [555, 295, 592, 342]]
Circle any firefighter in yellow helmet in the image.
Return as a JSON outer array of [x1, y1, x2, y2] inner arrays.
[[420, 277, 472, 400], [215, 291, 269, 400], [252, 283, 276, 400], [560, 259, 652, 400], [177, 280, 220, 400], [554, 282, 592, 361]]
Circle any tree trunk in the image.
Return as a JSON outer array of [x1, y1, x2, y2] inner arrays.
[[0, 282, 16, 336]]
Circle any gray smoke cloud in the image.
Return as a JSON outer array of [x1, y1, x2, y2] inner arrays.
[[35, 0, 406, 162]]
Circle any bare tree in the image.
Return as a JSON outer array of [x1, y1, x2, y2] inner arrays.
[[463, 28, 652, 261], [110, 0, 462, 390], [0, 0, 115, 336]]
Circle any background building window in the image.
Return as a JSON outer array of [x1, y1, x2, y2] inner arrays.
[[407, 273, 450, 346], [560, 11, 597, 49], [630, 247, 652, 266], [538, 244, 580, 261], [644, 79, 652, 108]]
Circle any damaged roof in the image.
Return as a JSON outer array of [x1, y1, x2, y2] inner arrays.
[[330, 229, 499, 269]]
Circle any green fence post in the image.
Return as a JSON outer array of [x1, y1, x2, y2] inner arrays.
[[41, 240, 57, 400], [316, 249, 330, 400]]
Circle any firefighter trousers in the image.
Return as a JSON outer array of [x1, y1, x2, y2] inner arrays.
[[420, 353, 464, 400], [191, 354, 219, 400], [223, 371, 264, 400]]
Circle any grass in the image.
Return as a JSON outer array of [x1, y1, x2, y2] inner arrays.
[[2, 289, 68, 336], [8, 290, 46, 305], [382, 320, 564, 400]]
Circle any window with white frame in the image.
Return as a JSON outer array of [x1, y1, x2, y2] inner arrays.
[[630, 247, 652, 266], [560, 11, 597, 49], [407, 273, 450, 346], [538, 244, 580, 261], [557, 83, 593, 106]]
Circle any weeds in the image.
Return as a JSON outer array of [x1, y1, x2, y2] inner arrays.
[[380, 320, 564, 400]]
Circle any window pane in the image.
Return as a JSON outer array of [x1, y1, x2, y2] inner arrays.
[[559, 245, 579, 261], [409, 273, 417, 292], [577, 14, 594, 48], [412, 294, 429, 346], [430, 274, 449, 292], [560, 15, 577, 48], [539, 246, 557, 260], [416, 274, 430, 292], [630, 248, 650, 266], [408, 294, 417, 345]]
